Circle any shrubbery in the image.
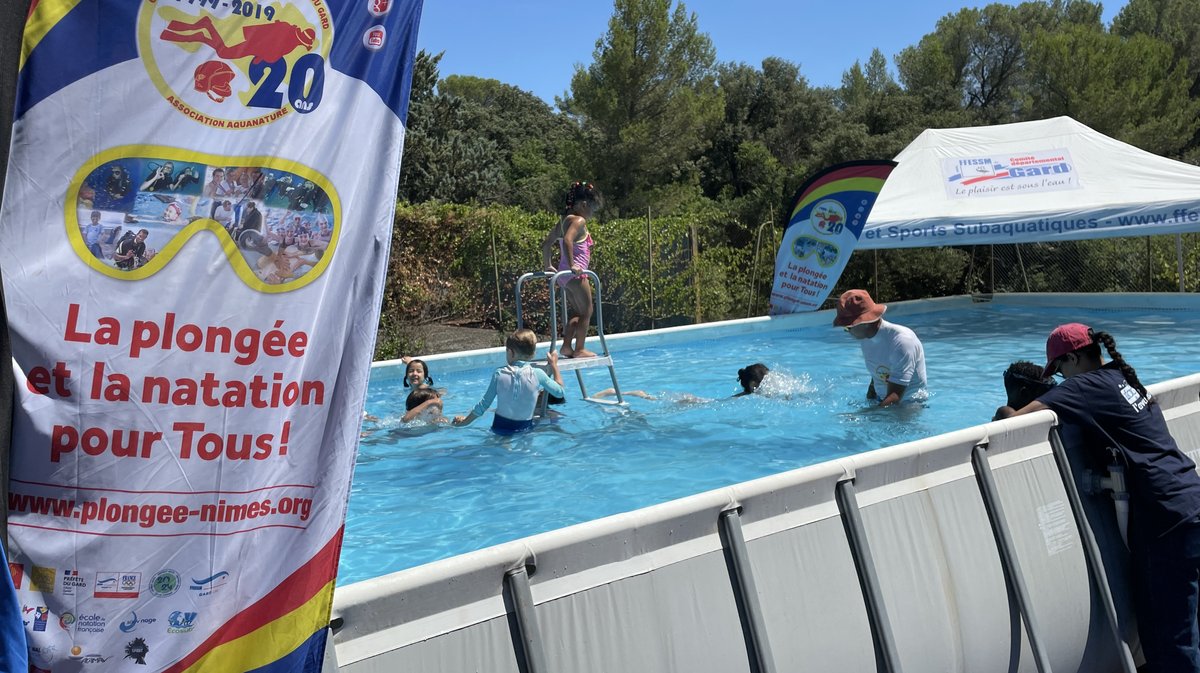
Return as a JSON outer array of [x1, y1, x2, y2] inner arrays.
[[377, 202, 777, 357]]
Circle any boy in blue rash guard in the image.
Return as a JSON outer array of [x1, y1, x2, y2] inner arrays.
[[1000, 323, 1200, 672], [453, 329, 565, 435]]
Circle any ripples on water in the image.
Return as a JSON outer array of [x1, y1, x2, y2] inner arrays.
[[340, 304, 1200, 583]]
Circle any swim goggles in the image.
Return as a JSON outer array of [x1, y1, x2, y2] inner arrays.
[[67, 146, 339, 293], [791, 235, 840, 267]]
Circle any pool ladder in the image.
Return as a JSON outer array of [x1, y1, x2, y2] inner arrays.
[[515, 270, 625, 410]]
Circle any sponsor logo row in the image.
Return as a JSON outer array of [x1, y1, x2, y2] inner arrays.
[[23, 606, 198, 636], [28, 635, 157, 669], [10, 563, 229, 600]]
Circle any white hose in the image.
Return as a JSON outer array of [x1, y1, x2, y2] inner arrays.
[[1112, 494, 1130, 548]]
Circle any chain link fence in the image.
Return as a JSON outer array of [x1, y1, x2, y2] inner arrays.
[[957, 234, 1200, 294]]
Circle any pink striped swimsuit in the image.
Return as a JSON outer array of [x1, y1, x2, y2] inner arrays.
[[556, 232, 594, 287]]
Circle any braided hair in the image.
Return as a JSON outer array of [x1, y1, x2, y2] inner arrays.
[[1091, 330, 1150, 401], [564, 181, 602, 216]]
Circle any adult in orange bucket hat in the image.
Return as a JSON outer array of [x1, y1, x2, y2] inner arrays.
[[834, 289, 926, 407]]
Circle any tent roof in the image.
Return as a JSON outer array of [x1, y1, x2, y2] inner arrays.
[[860, 116, 1200, 249]]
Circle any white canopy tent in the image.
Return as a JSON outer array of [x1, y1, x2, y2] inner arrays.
[[860, 116, 1200, 250]]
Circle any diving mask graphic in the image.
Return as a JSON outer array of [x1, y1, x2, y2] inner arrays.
[[791, 235, 840, 268], [69, 147, 339, 293]]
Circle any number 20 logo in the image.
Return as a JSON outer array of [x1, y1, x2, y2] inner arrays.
[[248, 52, 324, 113]]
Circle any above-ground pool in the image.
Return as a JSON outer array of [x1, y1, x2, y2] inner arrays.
[[340, 295, 1200, 584]]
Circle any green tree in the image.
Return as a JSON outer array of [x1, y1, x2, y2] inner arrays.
[[702, 58, 835, 236], [563, 0, 724, 215], [1025, 27, 1200, 156], [1112, 0, 1200, 160], [1113, 0, 1200, 96], [812, 50, 927, 167], [439, 76, 580, 211], [895, 1, 1104, 123], [397, 51, 506, 204]]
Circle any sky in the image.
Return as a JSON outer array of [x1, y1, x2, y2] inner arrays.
[[415, 0, 1129, 106]]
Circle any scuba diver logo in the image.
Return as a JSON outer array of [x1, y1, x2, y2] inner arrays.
[[810, 199, 847, 236], [138, 0, 333, 129]]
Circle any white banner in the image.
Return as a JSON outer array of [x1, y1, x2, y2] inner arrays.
[[2, 1, 422, 671], [770, 162, 895, 315], [941, 148, 1080, 200]]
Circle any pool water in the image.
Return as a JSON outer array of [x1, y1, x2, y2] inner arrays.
[[340, 303, 1200, 584]]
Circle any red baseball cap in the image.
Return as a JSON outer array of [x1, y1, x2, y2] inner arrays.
[[1043, 323, 1094, 378], [833, 289, 887, 327]]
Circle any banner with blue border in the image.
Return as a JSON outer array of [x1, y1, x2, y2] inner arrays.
[[2, 1, 422, 671], [770, 161, 896, 315]]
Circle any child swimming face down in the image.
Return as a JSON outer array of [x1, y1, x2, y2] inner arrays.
[[735, 363, 770, 397], [405, 387, 445, 424]]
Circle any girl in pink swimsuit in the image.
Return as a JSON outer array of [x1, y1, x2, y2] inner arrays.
[[541, 182, 603, 358]]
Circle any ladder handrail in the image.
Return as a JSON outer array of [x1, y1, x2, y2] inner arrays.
[[515, 270, 611, 358], [514, 269, 623, 407]]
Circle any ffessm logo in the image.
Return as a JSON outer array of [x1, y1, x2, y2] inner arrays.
[[947, 156, 1074, 186]]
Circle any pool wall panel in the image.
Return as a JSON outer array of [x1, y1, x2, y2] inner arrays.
[[746, 516, 874, 671], [989, 413, 1134, 670], [328, 372, 1200, 673], [347, 617, 521, 673], [1154, 373, 1200, 460], [537, 551, 752, 673]]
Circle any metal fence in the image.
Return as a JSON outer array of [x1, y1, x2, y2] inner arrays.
[[955, 234, 1200, 294]]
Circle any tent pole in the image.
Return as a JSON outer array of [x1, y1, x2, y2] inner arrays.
[[647, 207, 654, 329], [989, 245, 995, 293], [1177, 234, 1185, 293], [1016, 244, 1030, 292], [873, 250, 879, 298], [965, 247, 976, 294], [1146, 237, 1153, 291]]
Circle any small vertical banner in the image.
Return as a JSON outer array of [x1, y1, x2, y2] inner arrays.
[[1, 1, 422, 671], [769, 161, 896, 315]]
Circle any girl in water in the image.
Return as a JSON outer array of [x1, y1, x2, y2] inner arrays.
[[541, 182, 602, 358], [734, 363, 769, 397], [403, 358, 434, 390]]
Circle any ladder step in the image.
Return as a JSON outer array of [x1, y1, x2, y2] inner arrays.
[[583, 397, 627, 407], [534, 355, 613, 372]]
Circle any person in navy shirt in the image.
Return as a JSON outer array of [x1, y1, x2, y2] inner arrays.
[[999, 323, 1200, 672]]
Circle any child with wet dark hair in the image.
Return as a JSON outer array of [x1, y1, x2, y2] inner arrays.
[[735, 363, 770, 397], [402, 387, 447, 424], [993, 360, 1056, 420]]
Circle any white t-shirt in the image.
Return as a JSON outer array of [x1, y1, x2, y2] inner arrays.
[[859, 320, 926, 398], [212, 204, 234, 227]]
